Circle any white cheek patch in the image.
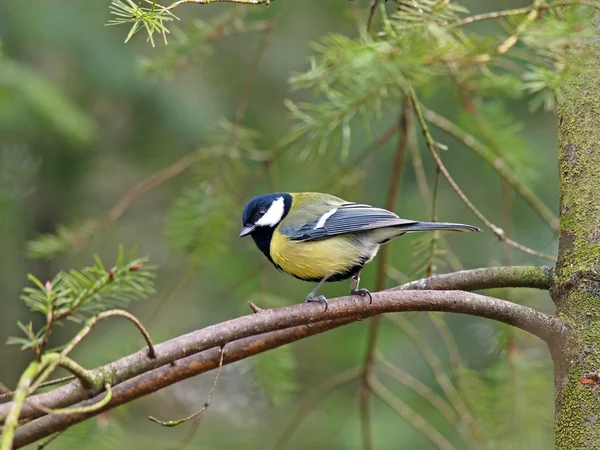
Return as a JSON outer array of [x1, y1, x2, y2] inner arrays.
[[314, 208, 337, 229], [256, 197, 285, 227]]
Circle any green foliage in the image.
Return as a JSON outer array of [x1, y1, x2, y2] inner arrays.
[[165, 183, 236, 265], [26, 221, 99, 260], [252, 345, 298, 406], [107, 0, 178, 47], [8, 247, 155, 351], [457, 101, 538, 183], [520, 6, 597, 111], [165, 120, 265, 264], [473, 350, 553, 448], [282, 1, 597, 166]]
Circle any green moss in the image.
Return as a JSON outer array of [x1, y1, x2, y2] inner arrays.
[[554, 41, 600, 449]]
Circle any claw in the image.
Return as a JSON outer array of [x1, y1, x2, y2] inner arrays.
[[351, 288, 373, 305], [305, 294, 328, 312]]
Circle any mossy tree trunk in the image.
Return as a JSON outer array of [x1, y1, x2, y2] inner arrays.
[[552, 38, 600, 449]]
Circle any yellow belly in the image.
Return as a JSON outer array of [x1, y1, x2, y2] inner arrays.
[[270, 232, 377, 281]]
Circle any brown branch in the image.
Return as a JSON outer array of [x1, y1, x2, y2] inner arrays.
[[407, 86, 557, 262], [392, 266, 553, 292], [360, 105, 411, 450], [166, 0, 273, 10], [3, 288, 562, 448], [422, 107, 559, 232]]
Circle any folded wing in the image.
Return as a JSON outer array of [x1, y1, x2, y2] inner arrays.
[[281, 202, 417, 242]]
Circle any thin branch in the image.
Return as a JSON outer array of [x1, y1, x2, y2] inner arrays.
[[367, 0, 382, 32], [1, 361, 40, 450], [3, 288, 562, 435], [35, 431, 64, 450], [376, 354, 458, 424], [38, 354, 95, 390], [371, 376, 455, 450], [0, 376, 74, 401], [360, 105, 411, 450], [272, 368, 360, 450], [392, 265, 553, 292], [407, 86, 557, 262], [34, 385, 112, 416], [29, 309, 155, 397], [148, 347, 224, 426], [107, 153, 200, 223], [451, 0, 600, 28], [426, 167, 441, 277], [166, 0, 272, 10], [496, 0, 541, 54], [422, 107, 559, 232], [97, 310, 156, 359], [385, 314, 480, 443]]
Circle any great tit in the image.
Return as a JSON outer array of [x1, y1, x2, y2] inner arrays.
[[240, 192, 480, 309]]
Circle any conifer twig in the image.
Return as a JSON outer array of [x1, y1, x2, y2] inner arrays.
[[452, 0, 600, 28], [407, 85, 556, 262], [422, 107, 559, 232]]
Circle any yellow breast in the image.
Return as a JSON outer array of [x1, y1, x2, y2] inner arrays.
[[270, 231, 376, 281]]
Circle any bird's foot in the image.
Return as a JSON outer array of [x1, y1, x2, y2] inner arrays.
[[350, 288, 372, 305], [305, 294, 328, 312]]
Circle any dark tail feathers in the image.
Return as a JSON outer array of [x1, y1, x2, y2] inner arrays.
[[399, 221, 482, 233]]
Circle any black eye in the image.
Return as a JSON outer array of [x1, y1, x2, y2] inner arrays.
[[258, 208, 267, 216]]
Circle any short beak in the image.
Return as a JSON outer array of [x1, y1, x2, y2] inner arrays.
[[239, 225, 256, 237]]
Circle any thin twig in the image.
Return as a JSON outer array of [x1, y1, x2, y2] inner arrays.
[[385, 314, 480, 444], [37, 354, 95, 391], [377, 354, 458, 424], [272, 368, 360, 450], [423, 107, 559, 232], [108, 153, 200, 223], [451, 0, 600, 28], [426, 167, 441, 278], [148, 347, 225, 426], [35, 430, 64, 450], [407, 85, 557, 262], [29, 310, 155, 396], [367, 0, 382, 32], [371, 376, 456, 450], [391, 265, 552, 291], [1, 361, 40, 450], [166, 0, 272, 11], [34, 385, 112, 416], [359, 105, 411, 450]]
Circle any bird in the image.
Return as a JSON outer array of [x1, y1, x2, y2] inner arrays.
[[239, 192, 481, 310]]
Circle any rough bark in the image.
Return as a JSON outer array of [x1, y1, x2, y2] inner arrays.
[[552, 36, 600, 449]]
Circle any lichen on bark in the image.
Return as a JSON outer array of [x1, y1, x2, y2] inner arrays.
[[553, 34, 600, 450]]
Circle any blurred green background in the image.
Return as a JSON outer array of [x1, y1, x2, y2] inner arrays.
[[0, 0, 558, 449]]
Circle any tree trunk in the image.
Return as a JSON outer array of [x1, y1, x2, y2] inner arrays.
[[553, 38, 600, 449]]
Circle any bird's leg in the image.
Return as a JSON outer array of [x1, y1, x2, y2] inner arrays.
[[350, 270, 373, 304], [305, 276, 329, 312]]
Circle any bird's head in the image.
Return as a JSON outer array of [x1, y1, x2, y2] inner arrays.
[[239, 193, 292, 237]]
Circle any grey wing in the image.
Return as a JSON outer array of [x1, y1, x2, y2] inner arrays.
[[282, 202, 416, 242]]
